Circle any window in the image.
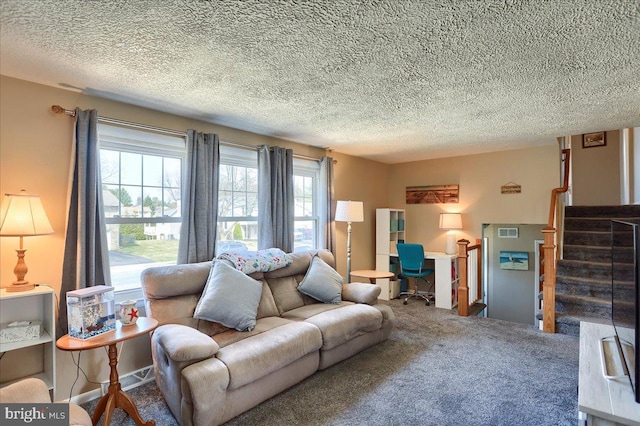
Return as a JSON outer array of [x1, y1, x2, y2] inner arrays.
[[217, 145, 258, 252], [216, 145, 321, 253], [99, 124, 186, 295], [293, 158, 320, 252]]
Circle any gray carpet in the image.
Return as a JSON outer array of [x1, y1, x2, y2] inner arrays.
[[83, 300, 579, 425]]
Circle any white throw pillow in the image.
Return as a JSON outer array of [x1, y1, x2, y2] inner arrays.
[[297, 254, 344, 304], [194, 260, 263, 331]]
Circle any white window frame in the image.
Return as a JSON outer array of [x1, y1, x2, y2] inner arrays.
[[217, 145, 321, 252], [293, 157, 321, 251], [99, 124, 186, 302], [217, 145, 259, 251]]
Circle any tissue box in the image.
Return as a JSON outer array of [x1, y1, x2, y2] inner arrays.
[[0, 320, 42, 344], [67, 285, 116, 340]]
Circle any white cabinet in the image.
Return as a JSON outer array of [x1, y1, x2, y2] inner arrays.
[[376, 208, 405, 300], [0, 286, 56, 400]]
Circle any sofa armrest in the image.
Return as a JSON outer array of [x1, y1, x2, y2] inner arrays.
[[155, 324, 219, 362], [342, 282, 381, 305]]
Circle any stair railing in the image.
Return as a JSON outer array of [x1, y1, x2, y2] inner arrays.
[[457, 239, 482, 316], [542, 148, 571, 333]]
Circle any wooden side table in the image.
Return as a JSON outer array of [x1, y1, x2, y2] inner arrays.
[[350, 269, 395, 284], [57, 317, 158, 426]]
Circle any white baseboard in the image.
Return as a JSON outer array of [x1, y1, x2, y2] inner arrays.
[[65, 365, 154, 405]]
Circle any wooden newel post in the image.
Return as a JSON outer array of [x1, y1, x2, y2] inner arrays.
[[457, 239, 470, 316], [542, 227, 556, 333]]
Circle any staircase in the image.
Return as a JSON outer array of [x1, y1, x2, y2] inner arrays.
[[553, 205, 640, 336]]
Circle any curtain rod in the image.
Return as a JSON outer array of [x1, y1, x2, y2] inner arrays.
[[51, 105, 333, 163]]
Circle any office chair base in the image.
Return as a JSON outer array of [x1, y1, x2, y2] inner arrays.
[[400, 291, 434, 306]]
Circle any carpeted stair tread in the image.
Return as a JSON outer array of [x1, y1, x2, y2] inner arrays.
[[556, 259, 612, 280], [564, 217, 620, 232], [555, 277, 616, 299], [565, 205, 640, 218], [563, 230, 611, 246], [555, 314, 611, 325], [562, 244, 610, 262], [555, 294, 611, 319]]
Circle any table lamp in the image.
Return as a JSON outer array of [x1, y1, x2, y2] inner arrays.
[[335, 200, 364, 283], [439, 213, 462, 255], [0, 191, 54, 292]]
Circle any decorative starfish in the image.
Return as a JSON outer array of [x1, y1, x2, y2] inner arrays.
[[128, 308, 139, 322]]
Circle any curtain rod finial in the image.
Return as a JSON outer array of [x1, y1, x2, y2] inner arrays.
[[51, 105, 65, 114]]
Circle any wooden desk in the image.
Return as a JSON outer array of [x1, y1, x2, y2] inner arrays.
[[350, 270, 395, 284], [57, 317, 158, 426]]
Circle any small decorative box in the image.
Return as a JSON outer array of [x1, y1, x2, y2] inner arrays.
[[67, 285, 116, 340], [0, 320, 42, 344]]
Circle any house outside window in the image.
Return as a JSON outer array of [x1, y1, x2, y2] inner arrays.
[[99, 124, 186, 297]]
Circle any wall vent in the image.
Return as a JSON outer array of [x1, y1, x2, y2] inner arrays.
[[498, 227, 518, 238]]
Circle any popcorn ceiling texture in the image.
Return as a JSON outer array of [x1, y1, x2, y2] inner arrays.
[[1, 0, 639, 163]]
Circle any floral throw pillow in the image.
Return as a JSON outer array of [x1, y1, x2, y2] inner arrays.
[[217, 248, 293, 275]]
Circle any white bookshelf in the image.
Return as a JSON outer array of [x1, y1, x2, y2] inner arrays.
[[0, 286, 56, 400], [376, 208, 405, 300]]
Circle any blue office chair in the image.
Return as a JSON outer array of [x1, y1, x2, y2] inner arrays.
[[396, 243, 435, 305]]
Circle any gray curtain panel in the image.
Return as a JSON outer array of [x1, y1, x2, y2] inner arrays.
[[178, 130, 220, 263], [319, 156, 335, 255], [258, 145, 294, 252], [58, 108, 111, 338]]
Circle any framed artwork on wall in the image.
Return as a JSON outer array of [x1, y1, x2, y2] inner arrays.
[[582, 132, 606, 148], [499, 251, 529, 270]]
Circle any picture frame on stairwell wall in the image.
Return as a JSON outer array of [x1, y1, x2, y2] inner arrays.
[[582, 131, 606, 148]]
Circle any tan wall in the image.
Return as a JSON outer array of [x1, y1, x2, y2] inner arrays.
[[0, 76, 387, 399], [331, 151, 390, 275], [571, 130, 621, 206], [388, 145, 561, 249]]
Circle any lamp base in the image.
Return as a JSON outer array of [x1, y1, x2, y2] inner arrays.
[[6, 281, 35, 292], [7, 248, 33, 292], [445, 232, 457, 255]]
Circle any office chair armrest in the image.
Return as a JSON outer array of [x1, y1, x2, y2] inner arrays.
[[342, 282, 381, 305]]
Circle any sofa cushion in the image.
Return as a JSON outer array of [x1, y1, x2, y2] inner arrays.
[[281, 301, 354, 321], [265, 275, 307, 314], [303, 304, 383, 351], [297, 254, 344, 304], [213, 316, 295, 348], [194, 260, 263, 332], [215, 321, 322, 390]]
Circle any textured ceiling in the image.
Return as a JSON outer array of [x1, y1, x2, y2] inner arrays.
[[1, 1, 639, 163]]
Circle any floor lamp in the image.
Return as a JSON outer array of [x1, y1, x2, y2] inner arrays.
[[439, 212, 462, 255], [335, 200, 364, 283], [0, 191, 54, 292]]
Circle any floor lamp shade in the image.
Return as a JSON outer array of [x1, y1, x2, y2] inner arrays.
[[335, 200, 364, 223], [335, 201, 364, 283], [439, 213, 462, 255], [0, 191, 54, 292]]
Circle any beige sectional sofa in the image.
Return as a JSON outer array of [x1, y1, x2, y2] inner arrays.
[[141, 250, 395, 426]]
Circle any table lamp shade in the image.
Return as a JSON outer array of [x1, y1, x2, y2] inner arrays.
[[0, 192, 54, 236], [0, 191, 54, 292], [439, 213, 462, 230], [335, 200, 364, 223]]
